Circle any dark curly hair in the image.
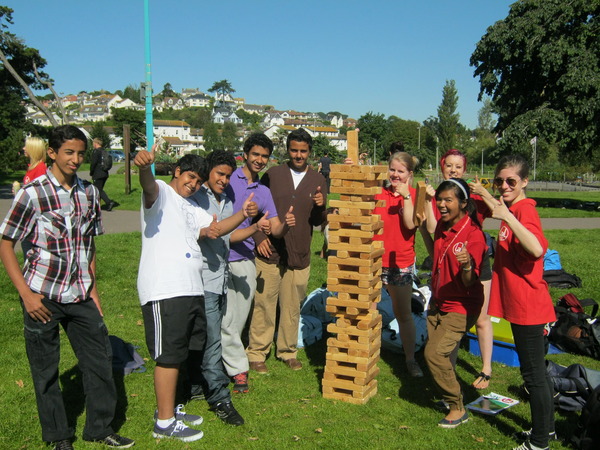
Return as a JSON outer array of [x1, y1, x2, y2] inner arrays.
[[243, 133, 273, 155], [287, 128, 312, 151], [173, 154, 205, 181]]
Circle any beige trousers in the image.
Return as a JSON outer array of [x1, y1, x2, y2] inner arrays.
[[247, 258, 310, 362]]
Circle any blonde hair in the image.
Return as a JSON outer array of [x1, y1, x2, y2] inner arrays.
[[389, 151, 418, 172], [25, 137, 47, 165]]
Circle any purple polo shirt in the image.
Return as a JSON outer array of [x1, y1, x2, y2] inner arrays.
[[225, 167, 278, 262]]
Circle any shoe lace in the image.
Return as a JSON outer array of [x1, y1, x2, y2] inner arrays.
[[174, 404, 186, 415], [173, 420, 189, 433]]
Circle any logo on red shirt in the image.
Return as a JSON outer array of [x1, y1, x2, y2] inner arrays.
[[499, 225, 510, 241], [453, 242, 465, 255]]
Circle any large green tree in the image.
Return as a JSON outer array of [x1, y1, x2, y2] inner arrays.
[[221, 122, 241, 152], [311, 134, 341, 164], [470, 0, 600, 168], [435, 80, 460, 152], [110, 108, 145, 150], [356, 112, 388, 162], [0, 6, 50, 171]]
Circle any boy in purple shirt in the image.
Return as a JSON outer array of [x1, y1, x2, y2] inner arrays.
[[222, 133, 294, 393]]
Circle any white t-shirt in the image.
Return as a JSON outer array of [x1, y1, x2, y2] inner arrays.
[[290, 167, 307, 189], [137, 180, 213, 305]]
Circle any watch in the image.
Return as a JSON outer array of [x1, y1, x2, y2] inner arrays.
[[403, 193, 411, 200]]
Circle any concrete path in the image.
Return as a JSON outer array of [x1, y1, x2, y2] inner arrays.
[[1, 184, 600, 234]]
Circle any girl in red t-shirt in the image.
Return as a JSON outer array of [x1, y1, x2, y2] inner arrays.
[[473, 155, 555, 449], [373, 152, 422, 377], [423, 178, 486, 428], [427, 149, 495, 390]]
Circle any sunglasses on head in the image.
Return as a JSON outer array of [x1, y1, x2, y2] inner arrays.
[[493, 177, 520, 188]]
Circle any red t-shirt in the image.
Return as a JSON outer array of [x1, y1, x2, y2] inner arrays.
[[432, 215, 486, 316], [433, 193, 490, 226], [488, 198, 556, 325], [23, 162, 47, 185], [373, 186, 417, 269]]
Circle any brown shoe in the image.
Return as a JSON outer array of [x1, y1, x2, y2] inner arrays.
[[283, 358, 302, 371], [249, 361, 268, 374]]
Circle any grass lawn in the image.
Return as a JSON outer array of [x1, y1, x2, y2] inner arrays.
[[1, 226, 599, 449]]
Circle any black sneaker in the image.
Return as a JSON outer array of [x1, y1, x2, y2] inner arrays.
[[211, 401, 245, 426], [53, 440, 74, 450], [91, 433, 135, 448], [513, 429, 557, 442]]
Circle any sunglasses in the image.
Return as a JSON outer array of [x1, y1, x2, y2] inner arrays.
[[493, 177, 520, 188]]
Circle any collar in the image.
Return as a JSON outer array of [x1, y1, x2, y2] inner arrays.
[[233, 167, 260, 187], [47, 168, 84, 192]]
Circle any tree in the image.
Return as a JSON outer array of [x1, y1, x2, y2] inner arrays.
[[221, 122, 240, 152], [0, 6, 50, 171], [203, 122, 222, 152], [208, 79, 235, 103], [110, 108, 145, 150], [470, 0, 600, 168], [235, 108, 264, 128], [161, 82, 176, 98], [311, 134, 341, 164], [435, 80, 460, 152], [357, 112, 388, 162], [477, 97, 496, 132], [121, 84, 142, 103]]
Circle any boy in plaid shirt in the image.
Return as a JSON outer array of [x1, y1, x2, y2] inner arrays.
[[0, 126, 134, 450]]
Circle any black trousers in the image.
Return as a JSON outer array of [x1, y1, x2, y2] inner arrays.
[[93, 177, 112, 205], [511, 323, 555, 448], [22, 299, 117, 443]]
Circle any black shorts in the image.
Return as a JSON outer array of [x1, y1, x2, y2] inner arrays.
[[141, 295, 206, 364], [480, 252, 492, 282]]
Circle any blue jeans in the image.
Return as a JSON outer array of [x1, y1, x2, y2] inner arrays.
[[22, 299, 116, 443], [189, 292, 230, 406], [511, 323, 555, 448]]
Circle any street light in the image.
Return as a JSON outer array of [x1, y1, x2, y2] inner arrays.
[[417, 125, 421, 149]]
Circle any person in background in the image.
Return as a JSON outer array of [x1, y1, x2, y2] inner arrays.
[[90, 138, 117, 211], [473, 155, 555, 450], [318, 151, 331, 189], [422, 178, 486, 429]]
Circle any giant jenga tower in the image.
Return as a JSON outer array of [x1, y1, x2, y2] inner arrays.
[[322, 130, 387, 404]]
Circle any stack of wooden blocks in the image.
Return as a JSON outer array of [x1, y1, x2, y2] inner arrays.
[[322, 130, 387, 404]]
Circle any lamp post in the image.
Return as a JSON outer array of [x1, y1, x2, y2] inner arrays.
[[417, 125, 421, 149], [481, 147, 484, 176]]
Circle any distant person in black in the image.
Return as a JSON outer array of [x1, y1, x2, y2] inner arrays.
[[90, 138, 117, 211], [318, 152, 331, 188]]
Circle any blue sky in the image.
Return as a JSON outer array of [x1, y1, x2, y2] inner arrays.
[[3, 0, 513, 128]]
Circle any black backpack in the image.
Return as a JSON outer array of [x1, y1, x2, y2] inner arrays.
[[549, 295, 600, 359], [543, 269, 583, 289], [544, 360, 600, 412], [571, 384, 600, 449], [101, 149, 113, 172]]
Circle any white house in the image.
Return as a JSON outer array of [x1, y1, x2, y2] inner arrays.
[[153, 119, 191, 141], [185, 93, 212, 108], [79, 105, 110, 122]]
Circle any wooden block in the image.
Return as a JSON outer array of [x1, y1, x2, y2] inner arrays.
[[329, 199, 384, 209], [327, 337, 381, 357], [327, 322, 382, 338], [329, 171, 387, 181], [328, 255, 381, 267], [325, 350, 380, 372], [346, 130, 359, 163], [322, 378, 378, 404], [323, 365, 380, 386], [328, 269, 380, 282], [327, 282, 382, 295], [327, 227, 375, 239], [330, 164, 387, 174], [330, 185, 382, 196], [413, 181, 427, 226], [327, 241, 383, 253]]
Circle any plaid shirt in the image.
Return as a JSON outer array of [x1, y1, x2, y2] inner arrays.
[[0, 169, 104, 303]]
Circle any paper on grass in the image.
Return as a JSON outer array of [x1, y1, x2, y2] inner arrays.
[[466, 392, 520, 415]]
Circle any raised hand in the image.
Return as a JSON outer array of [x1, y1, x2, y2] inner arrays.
[[425, 183, 436, 200], [312, 186, 325, 206], [469, 175, 487, 196], [242, 192, 257, 218], [201, 214, 221, 239], [285, 205, 295, 227], [257, 211, 271, 234], [396, 181, 410, 198], [491, 196, 511, 221], [134, 142, 157, 169]]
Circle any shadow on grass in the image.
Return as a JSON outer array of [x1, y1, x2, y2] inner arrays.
[[303, 333, 327, 390], [60, 365, 129, 434]]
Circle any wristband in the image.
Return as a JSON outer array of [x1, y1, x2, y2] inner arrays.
[[462, 266, 472, 272]]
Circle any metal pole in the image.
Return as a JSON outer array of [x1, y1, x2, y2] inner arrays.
[[533, 139, 537, 181], [144, 0, 154, 172], [418, 125, 421, 149], [481, 148, 484, 176]]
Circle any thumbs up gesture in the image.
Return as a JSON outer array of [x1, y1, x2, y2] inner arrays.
[[134, 142, 157, 169], [285, 205, 295, 227], [200, 214, 221, 240], [242, 192, 258, 218], [312, 185, 324, 206], [455, 240, 471, 267], [257, 211, 271, 234]]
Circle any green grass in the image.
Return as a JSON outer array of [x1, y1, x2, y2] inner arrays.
[[1, 227, 599, 448]]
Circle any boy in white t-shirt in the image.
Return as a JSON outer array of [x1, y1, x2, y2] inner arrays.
[[134, 146, 256, 442]]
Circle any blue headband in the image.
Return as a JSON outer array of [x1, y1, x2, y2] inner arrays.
[[447, 178, 469, 200]]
